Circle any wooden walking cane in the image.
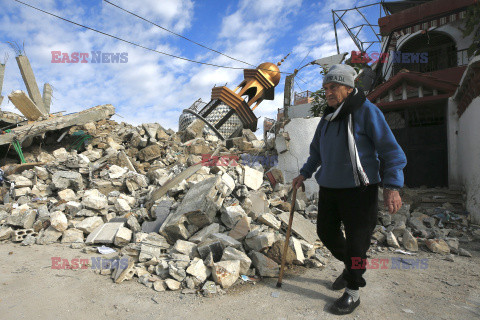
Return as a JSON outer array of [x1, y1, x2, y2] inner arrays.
[[277, 182, 305, 288]]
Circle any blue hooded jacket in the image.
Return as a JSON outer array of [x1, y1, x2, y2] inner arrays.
[[300, 98, 407, 188]]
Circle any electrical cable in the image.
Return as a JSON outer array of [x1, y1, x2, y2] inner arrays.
[[103, 0, 255, 67], [13, 0, 290, 74]]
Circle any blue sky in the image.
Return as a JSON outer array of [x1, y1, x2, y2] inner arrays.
[[0, 0, 384, 132]]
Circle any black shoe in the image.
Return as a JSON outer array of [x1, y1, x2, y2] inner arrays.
[[331, 272, 348, 290], [330, 292, 360, 315]]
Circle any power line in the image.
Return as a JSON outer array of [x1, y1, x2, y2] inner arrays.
[[13, 0, 290, 74], [103, 0, 255, 67]]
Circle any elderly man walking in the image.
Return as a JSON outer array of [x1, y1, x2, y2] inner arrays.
[[292, 64, 407, 315]]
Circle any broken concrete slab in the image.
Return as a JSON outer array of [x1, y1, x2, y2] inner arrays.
[[52, 171, 84, 191], [189, 223, 220, 244], [197, 239, 224, 262], [220, 205, 247, 229], [82, 189, 108, 210], [86, 221, 125, 244], [8, 90, 45, 121], [15, 55, 47, 115], [36, 226, 62, 245], [0, 104, 115, 146], [277, 211, 318, 244], [173, 240, 198, 259]]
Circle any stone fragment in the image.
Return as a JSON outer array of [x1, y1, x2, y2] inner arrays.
[[114, 258, 135, 283], [189, 223, 220, 244], [82, 189, 108, 210], [277, 211, 318, 244], [114, 227, 132, 246], [169, 264, 187, 282], [57, 189, 76, 202], [138, 236, 170, 262], [459, 248, 472, 257], [402, 229, 418, 251], [425, 239, 450, 254], [258, 212, 281, 230], [66, 201, 83, 215], [197, 239, 224, 262], [138, 144, 162, 162], [386, 231, 400, 248], [220, 205, 247, 229], [212, 260, 240, 289], [221, 247, 252, 275], [34, 166, 49, 180], [114, 198, 131, 212], [249, 251, 279, 277], [244, 230, 275, 251], [161, 177, 223, 242], [186, 257, 211, 283], [228, 216, 250, 241], [12, 175, 33, 188], [50, 211, 68, 232], [165, 278, 181, 291], [127, 216, 141, 233], [202, 281, 217, 296], [36, 226, 62, 244], [52, 171, 84, 190], [208, 233, 242, 249], [291, 237, 305, 264], [243, 166, 263, 190], [20, 234, 35, 246], [108, 165, 127, 179], [153, 280, 167, 292], [77, 216, 104, 234], [173, 240, 198, 259], [61, 228, 84, 243], [266, 240, 295, 265], [0, 227, 13, 240], [7, 209, 36, 229]]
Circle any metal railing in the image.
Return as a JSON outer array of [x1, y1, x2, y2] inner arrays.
[[293, 90, 314, 105], [393, 48, 470, 75]]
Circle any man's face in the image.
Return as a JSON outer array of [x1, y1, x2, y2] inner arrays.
[[323, 82, 353, 108]]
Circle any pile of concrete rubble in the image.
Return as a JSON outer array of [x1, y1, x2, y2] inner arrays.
[[0, 116, 322, 295], [370, 188, 478, 260]]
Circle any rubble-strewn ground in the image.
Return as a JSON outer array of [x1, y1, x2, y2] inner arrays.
[[1, 241, 479, 320], [0, 117, 479, 319]]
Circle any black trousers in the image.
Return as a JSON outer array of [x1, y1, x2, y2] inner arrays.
[[317, 184, 378, 290]]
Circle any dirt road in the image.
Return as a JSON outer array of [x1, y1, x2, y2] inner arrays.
[[0, 242, 479, 320]]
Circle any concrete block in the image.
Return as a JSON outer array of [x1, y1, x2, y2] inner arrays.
[[277, 211, 318, 244], [221, 247, 252, 275], [258, 212, 281, 230], [86, 222, 125, 244], [402, 229, 418, 252], [36, 226, 62, 244], [243, 166, 264, 190], [114, 198, 131, 212], [386, 231, 400, 248], [50, 211, 68, 232], [114, 227, 132, 246], [220, 205, 247, 229], [165, 278, 181, 291], [228, 216, 250, 241], [0, 227, 13, 240], [57, 189, 76, 202], [244, 230, 275, 251], [212, 260, 240, 289], [52, 171, 84, 191], [208, 233, 242, 249], [61, 228, 84, 243], [173, 240, 198, 259], [77, 216, 104, 235], [189, 223, 220, 244], [82, 189, 108, 210], [197, 239, 224, 262], [186, 257, 211, 283], [249, 251, 279, 277], [12, 228, 37, 242]]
